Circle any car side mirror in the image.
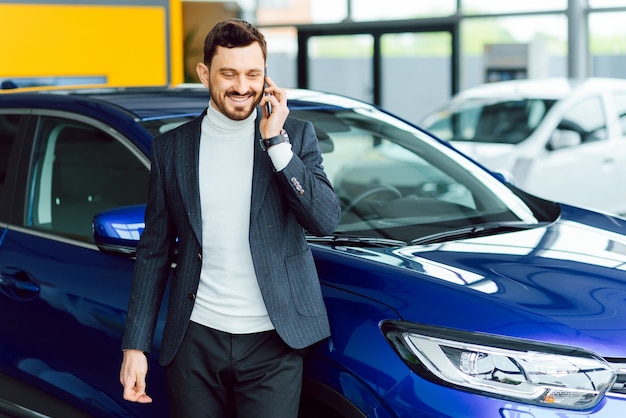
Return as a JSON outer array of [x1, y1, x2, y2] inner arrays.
[[93, 205, 145, 256], [548, 129, 581, 151]]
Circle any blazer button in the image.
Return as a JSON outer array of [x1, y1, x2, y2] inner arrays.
[[188, 293, 196, 301], [197, 252, 202, 261]]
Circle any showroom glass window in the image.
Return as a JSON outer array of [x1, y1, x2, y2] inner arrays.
[[27, 116, 149, 242], [0, 114, 22, 214]]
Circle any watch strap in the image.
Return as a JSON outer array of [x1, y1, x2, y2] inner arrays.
[[260, 129, 289, 151]]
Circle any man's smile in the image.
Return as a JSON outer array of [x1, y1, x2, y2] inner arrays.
[[227, 93, 255, 104]]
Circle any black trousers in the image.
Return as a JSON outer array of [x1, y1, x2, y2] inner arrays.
[[165, 321, 305, 418]]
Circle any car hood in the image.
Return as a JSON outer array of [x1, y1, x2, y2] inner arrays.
[[317, 210, 626, 356]]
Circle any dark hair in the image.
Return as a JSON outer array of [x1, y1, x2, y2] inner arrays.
[[203, 19, 267, 67]]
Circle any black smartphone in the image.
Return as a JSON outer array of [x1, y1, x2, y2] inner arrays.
[[264, 70, 272, 117]]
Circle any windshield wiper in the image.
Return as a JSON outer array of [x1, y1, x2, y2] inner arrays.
[[307, 234, 408, 248], [410, 221, 547, 246]]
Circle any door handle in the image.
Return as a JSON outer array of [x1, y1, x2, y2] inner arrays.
[[0, 268, 40, 301]]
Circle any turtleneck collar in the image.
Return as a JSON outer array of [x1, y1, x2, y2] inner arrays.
[[207, 99, 257, 134]]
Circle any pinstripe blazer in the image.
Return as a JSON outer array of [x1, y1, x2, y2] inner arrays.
[[121, 107, 341, 366]]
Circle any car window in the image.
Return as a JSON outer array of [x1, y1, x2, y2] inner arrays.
[[0, 114, 22, 213], [26, 117, 149, 242], [292, 108, 538, 243], [424, 98, 556, 145], [557, 96, 607, 144], [613, 91, 626, 136]]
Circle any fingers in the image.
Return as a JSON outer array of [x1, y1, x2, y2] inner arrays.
[[262, 76, 286, 104], [261, 89, 288, 117], [264, 75, 276, 90], [120, 350, 153, 404], [122, 372, 153, 403], [260, 76, 289, 138]]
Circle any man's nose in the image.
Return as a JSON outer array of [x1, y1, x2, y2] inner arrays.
[[233, 75, 250, 93]]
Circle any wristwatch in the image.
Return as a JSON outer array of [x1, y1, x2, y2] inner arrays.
[[260, 129, 289, 151]]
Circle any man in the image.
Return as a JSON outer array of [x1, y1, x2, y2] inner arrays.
[[119, 19, 341, 417]]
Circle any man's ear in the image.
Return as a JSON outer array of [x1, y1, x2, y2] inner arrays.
[[196, 63, 210, 88]]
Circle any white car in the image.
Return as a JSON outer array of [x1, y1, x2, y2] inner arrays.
[[422, 77, 626, 215]]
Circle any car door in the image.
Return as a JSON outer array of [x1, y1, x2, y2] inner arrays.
[[0, 112, 169, 418], [520, 94, 626, 214]]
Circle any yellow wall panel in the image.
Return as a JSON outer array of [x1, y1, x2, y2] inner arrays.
[[1, 4, 167, 86]]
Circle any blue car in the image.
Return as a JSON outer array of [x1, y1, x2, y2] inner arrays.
[[1, 85, 625, 418]]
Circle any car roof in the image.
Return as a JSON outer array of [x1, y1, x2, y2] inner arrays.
[[0, 84, 373, 120], [451, 77, 626, 101]]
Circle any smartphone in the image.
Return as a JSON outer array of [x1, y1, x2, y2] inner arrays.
[[264, 70, 272, 117]]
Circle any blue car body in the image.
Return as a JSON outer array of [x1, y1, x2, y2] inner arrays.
[[1, 86, 625, 418]]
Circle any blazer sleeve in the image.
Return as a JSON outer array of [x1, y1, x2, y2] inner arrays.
[[277, 119, 341, 236], [121, 134, 177, 353]]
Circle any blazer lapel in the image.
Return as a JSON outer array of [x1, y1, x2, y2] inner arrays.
[[250, 110, 274, 222], [176, 112, 204, 245]]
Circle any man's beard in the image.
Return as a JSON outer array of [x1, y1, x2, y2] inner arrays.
[[210, 90, 263, 121]]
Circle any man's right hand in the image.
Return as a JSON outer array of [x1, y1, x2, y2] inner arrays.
[[120, 349, 153, 403]]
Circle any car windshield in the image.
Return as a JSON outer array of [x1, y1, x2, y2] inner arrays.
[[423, 98, 557, 144], [140, 105, 547, 245], [290, 106, 542, 244]]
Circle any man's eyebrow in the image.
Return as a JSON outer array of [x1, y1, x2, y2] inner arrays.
[[218, 67, 264, 74]]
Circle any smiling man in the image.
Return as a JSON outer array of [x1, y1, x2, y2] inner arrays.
[[119, 19, 341, 418]]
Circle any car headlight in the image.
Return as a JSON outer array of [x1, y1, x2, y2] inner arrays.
[[381, 321, 616, 410]]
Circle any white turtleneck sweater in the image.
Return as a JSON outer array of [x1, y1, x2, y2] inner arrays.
[[190, 102, 292, 334]]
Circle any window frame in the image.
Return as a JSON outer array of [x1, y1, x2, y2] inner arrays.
[[0, 109, 31, 224], [18, 109, 150, 243]]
